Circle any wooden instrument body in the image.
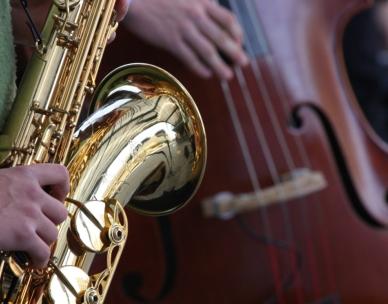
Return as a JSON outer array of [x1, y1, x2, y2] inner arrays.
[[102, 0, 388, 302]]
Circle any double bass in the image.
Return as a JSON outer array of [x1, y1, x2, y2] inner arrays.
[[102, 0, 388, 302]]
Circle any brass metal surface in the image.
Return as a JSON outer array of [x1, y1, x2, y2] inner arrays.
[[70, 63, 206, 215], [71, 200, 109, 253], [48, 266, 90, 304], [0, 0, 206, 302]]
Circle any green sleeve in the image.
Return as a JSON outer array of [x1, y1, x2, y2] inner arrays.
[[0, 0, 16, 131]]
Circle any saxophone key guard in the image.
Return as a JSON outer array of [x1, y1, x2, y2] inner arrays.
[[69, 199, 127, 253], [48, 265, 90, 304]]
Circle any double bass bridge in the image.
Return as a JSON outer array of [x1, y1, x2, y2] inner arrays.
[[202, 168, 327, 219]]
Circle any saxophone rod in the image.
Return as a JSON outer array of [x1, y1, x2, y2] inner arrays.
[[48, 261, 78, 298]]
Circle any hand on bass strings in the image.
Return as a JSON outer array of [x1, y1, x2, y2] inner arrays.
[[124, 0, 249, 79], [0, 164, 69, 268]]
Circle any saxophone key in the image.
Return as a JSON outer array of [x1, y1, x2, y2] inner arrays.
[[107, 224, 126, 245], [83, 288, 101, 304], [30, 104, 52, 116], [53, 0, 81, 11], [48, 265, 90, 304], [35, 124, 56, 163], [68, 199, 127, 253]]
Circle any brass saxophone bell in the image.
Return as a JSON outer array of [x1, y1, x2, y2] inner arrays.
[[68, 63, 207, 216]]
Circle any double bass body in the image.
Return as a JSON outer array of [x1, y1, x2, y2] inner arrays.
[[103, 0, 388, 302]]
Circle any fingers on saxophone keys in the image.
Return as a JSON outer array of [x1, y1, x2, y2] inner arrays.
[[22, 234, 51, 269], [17, 204, 63, 268], [14, 164, 69, 268], [36, 214, 59, 245], [26, 209, 65, 269], [12, 218, 51, 268], [28, 164, 70, 202], [42, 195, 68, 225]]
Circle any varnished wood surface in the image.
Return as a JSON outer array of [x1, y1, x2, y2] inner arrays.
[[98, 0, 388, 302]]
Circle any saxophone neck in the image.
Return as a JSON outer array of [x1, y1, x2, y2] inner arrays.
[[0, 0, 118, 166]]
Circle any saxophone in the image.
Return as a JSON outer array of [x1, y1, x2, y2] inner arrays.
[[0, 0, 207, 303]]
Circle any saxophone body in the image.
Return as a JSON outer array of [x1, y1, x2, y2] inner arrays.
[[0, 1, 206, 303]]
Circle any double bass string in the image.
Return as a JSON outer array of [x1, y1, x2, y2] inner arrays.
[[229, 0, 306, 302], [214, 3, 288, 304], [226, 0, 335, 301], [219, 74, 289, 302], [247, 1, 338, 297], [234, 0, 312, 299], [219, 70, 287, 303], [240, 0, 328, 298], [216, 0, 304, 302], [261, 48, 337, 300], [217, 48, 286, 304], [262, 53, 338, 296], [244, 0, 338, 298]]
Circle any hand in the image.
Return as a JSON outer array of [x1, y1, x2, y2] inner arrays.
[[0, 164, 69, 268], [108, 0, 132, 42], [115, 0, 131, 22], [124, 0, 249, 79]]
